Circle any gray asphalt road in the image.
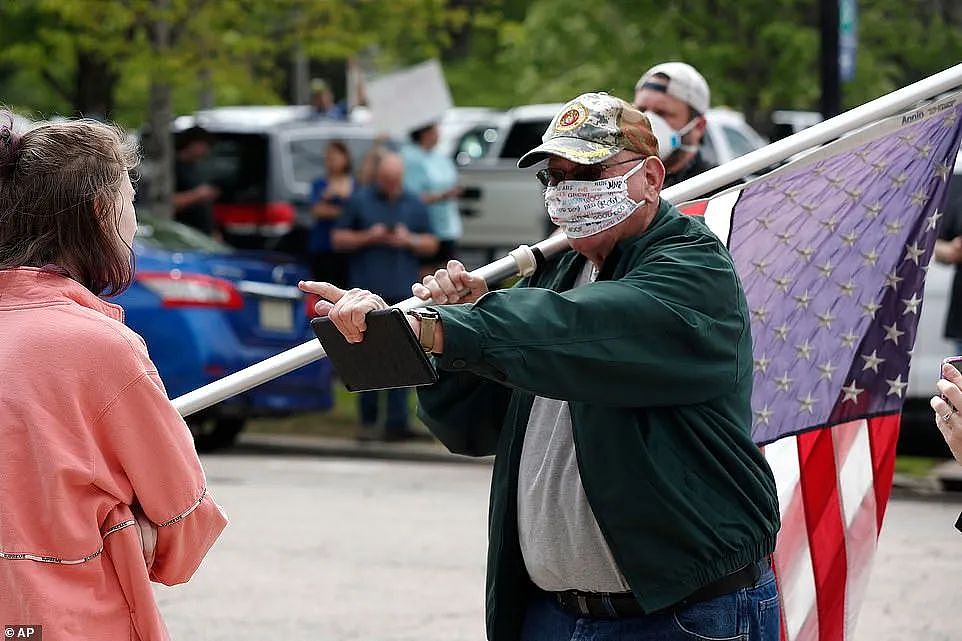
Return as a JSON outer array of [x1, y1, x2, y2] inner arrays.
[[156, 454, 962, 641]]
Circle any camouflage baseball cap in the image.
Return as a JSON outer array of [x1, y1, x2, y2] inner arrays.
[[517, 92, 657, 168]]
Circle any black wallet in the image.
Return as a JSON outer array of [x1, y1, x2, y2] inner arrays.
[[310, 308, 439, 392]]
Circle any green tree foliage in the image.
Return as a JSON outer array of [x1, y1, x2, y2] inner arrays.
[[0, 0, 467, 126], [444, 0, 962, 132]]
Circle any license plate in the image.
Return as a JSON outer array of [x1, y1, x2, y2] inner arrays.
[[259, 299, 294, 331]]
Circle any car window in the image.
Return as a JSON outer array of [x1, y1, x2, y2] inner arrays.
[[721, 125, 761, 159], [454, 125, 499, 165], [500, 120, 552, 159], [286, 135, 375, 190], [187, 133, 268, 204], [135, 215, 234, 254]]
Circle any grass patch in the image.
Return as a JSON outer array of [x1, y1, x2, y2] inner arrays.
[[894, 456, 941, 477]]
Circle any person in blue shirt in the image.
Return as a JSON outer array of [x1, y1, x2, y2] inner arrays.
[[332, 152, 439, 441], [401, 123, 462, 275], [308, 141, 354, 286]]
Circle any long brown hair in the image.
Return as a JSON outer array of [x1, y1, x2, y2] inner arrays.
[[0, 114, 140, 296]]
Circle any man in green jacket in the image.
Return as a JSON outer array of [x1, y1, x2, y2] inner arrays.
[[300, 92, 781, 641]]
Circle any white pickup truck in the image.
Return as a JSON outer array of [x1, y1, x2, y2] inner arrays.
[[443, 103, 769, 266]]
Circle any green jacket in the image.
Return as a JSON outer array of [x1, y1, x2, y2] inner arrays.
[[417, 199, 779, 641]]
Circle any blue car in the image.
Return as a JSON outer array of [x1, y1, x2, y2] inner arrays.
[[115, 214, 332, 450]]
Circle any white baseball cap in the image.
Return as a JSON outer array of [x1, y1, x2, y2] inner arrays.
[[635, 62, 710, 115]]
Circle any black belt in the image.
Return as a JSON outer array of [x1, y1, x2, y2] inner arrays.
[[552, 558, 768, 619]]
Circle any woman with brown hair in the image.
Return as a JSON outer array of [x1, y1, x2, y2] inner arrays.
[[0, 114, 227, 640], [308, 140, 354, 286]]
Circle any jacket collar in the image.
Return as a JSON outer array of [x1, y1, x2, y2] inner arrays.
[[0, 267, 125, 322], [599, 198, 673, 280]]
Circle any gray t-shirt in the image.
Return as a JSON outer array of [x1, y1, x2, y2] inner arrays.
[[517, 262, 630, 593]]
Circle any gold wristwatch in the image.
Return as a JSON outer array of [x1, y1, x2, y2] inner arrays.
[[408, 308, 440, 353]]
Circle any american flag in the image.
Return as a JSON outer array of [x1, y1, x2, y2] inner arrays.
[[681, 92, 962, 641]]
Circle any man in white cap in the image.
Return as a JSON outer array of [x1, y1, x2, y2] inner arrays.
[[634, 62, 714, 187], [299, 92, 781, 641]]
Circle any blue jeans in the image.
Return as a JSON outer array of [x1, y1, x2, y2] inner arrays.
[[359, 388, 409, 431], [521, 567, 780, 641]]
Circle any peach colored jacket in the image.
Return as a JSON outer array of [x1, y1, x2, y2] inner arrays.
[[0, 268, 228, 640]]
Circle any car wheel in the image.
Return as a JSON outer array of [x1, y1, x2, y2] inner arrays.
[[189, 415, 247, 452]]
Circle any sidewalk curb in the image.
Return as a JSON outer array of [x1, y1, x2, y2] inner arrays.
[[231, 432, 493, 465]]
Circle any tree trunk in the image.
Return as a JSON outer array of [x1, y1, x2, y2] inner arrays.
[[145, 0, 174, 219], [74, 50, 117, 120]]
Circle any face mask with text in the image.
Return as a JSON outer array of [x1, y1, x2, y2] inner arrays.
[[544, 159, 647, 239]]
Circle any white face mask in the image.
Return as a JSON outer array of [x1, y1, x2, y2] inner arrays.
[[643, 111, 699, 159], [544, 159, 647, 239]]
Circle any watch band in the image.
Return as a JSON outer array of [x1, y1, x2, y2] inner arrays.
[[408, 309, 440, 352]]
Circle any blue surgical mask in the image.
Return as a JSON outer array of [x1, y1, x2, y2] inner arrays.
[[643, 111, 699, 160]]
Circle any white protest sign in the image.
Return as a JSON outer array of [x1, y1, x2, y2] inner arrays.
[[365, 59, 453, 138]]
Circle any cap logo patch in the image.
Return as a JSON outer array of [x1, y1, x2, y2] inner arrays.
[[555, 103, 588, 132]]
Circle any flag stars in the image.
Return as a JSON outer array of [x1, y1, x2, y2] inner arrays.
[[926, 210, 943, 231], [840, 231, 858, 247], [861, 300, 882, 318], [774, 372, 794, 392], [752, 258, 771, 274], [841, 381, 864, 403], [891, 173, 909, 188], [794, 290, 814, 309], [816, 309, 837, 329], [904, 241, 926, 265], [796, 246, 816, 261], [817, 361, 838, 381], [773, 275, 793, 293], [795, 340, 815, 361], [751, 306, 770, 324], [840, 330, 859, 349], [798, 393, 817, 414], [862, 249, 880, 266], [883, 322, 905, 345], [917, 144, 933, 158], [886, 374, 908, 398], [775, 230, 795, 245], [884, 219, 905, 235], [753, 405, 774, 426], [773, 323, 791, 342], [910, 189, 929, 207], [838, 280, 857, 297], [902, 293, 922, 315], [936, 162, 952, 182], [864, 202, 883, 219], [757, 215, 774, 230], [826, 174, 844, 187], [871, 160, 889, 173], [817, 260, 834, 279], [820, 216, 841, 232], [861, 350, 886, 372], [754, 354, 771, 374], [844, 187, 863, 200], [801, 203, 818, 216], [885, 270, 904, 290]]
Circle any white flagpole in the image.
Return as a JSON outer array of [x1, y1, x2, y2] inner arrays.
[[172, 235, 570, 417], [172, 63, 962, 418]]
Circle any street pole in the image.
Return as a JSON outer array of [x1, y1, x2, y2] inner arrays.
[[820, 0, 841, 118]]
